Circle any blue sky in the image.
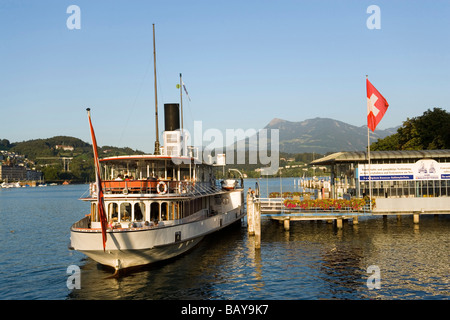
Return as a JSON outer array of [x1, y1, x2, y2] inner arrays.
[[1, 0, 449, 153]]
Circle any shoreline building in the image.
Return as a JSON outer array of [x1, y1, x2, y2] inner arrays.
[[310, 150, 450, 213], [0, 165, 27, 181], [0, 165, 43, 182]]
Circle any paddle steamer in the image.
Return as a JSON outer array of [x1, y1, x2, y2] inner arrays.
[[69, 104, 245, 272], [69, 25, 245, 272]]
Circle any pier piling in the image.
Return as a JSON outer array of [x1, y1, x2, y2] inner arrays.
[[247, 189, 261, 249], [247, 189, 255, 236], [255, 198, 261, 249], [283, 218, 290, 231]]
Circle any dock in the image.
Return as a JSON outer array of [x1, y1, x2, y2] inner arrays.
[[246, 188, 449, 249], [253, 197, 371, 231]]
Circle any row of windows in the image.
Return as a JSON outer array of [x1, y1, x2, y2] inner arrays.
[[359, 180, 450, 198], [91, 198, 209, 223]]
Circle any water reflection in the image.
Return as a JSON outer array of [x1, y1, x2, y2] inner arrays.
[[245, 235, 263, 292], [65, 182, 450, 300], [2, 183, 448, 300], [67, 215, 450, 300]]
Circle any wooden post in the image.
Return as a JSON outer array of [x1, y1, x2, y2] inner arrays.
[[353, 216, 358, 225], [336, 218, 343, 229], [255, 199, 261, 249], [247, 189, 255, 235], [413, 213, 420, 224], [283, 218, 290, 231]]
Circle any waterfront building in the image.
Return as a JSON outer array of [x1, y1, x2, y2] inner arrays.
[[0, 165, 27, 181], [26, 169, 43, 181], [310, 150, 450, 213], [0, 165, 42, 182]]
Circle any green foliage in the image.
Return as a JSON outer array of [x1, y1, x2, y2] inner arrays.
[[41, 166, 60, 181], [0, 139, 11, 150], [372, 108, 450, 151]]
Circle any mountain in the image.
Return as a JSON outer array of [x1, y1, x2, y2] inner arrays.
[[261, 117, 398, 154]]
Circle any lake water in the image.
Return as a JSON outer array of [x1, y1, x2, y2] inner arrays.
[[0, 179, 449, 301]]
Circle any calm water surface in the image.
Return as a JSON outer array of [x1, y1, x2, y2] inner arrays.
[[0, 180, 449, 300]]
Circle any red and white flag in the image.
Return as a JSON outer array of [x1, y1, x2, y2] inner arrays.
[[366, 78, 389, 132], [87, 108, 108, 251]]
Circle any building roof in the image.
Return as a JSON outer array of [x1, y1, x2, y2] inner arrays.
[[310, 149, 450, 165]]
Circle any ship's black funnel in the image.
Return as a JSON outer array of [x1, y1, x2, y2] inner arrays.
[[164, 103, 180, 132]]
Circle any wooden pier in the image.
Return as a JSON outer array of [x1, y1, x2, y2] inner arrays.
[[249, 196, 370, 231], [246, 189, 373, 249], [246, 187, 450, 248]]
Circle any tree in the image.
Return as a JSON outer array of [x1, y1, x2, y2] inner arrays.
[[41, 166, 60, 181], [372, 108, 450, 151], [371, 133, 400, 150], [413, 108, 450, 149], [0, 139, 11, 150]]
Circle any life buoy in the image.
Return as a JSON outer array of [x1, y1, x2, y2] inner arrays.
[[178, 181, 185, 193], [157, 181, 168, 194]]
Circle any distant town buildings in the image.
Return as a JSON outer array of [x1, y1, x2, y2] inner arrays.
[[0, 150, 43, 182]]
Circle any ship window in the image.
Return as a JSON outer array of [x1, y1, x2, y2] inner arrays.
[[170, 201, 179, 220], [108, 203, 118, 222], [91, 203, 97, 222], [150, 202, 159, 222], [120, 203, 131, 222], [134, 202, 144, 221], [161, 202, 168, 220]]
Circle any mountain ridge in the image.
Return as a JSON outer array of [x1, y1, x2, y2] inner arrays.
[[261, 117, 398, 153], [2, 117, 399, 158]]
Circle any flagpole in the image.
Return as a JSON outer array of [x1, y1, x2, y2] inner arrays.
[[153, 23, 161, 155], [366, 75, 372, 211], [86, 108, 107, 251], [180, 73, 184, 132], [367, 118, 373, 211]]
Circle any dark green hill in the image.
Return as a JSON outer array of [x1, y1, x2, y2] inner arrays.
[[7, 136, 91, 160], [1, 136, 145, 182], [5, 136, 145, 161]]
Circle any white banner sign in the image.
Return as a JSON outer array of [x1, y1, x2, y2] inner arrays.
[[358, 160, 450, 181]]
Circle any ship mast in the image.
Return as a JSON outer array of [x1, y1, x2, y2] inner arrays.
[[153, 23, 161, 155], [179, 73, 183, 132]]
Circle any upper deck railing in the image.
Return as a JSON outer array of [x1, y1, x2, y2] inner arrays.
[[89, 179, 242, 198]]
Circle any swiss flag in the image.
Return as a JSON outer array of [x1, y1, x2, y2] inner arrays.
[[367, 78, 389, 132]]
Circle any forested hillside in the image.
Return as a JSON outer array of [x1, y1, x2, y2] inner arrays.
[[371, 108, 450, 151], [0, 136, 145, 182]]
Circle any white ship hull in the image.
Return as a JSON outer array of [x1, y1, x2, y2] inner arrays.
[[70, 193, 245, 270]]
